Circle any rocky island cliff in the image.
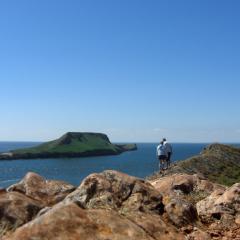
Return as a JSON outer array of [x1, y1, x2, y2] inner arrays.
[[0, 143, 240, 239], [0, 132, 137, 160]]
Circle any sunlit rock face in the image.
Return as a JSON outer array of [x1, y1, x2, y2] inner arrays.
[[4, 203, 184, 240], [7, 172, 76, 206], [64, 170, 164, 214], [197, 183, 240, 224], [0, 191, 43, 235]]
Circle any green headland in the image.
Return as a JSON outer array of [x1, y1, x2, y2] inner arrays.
[[0, 132, 137, 160], [149, 143, 240, 186]]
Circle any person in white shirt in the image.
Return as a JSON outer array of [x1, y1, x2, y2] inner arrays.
[[163, 138, 172, 169], [156, 141, 167, 172]]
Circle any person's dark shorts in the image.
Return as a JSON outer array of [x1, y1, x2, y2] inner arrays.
[[158, 155, 167, 160]]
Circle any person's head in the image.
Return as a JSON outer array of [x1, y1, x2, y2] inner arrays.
[[163, 138, 167, 142], [160, 141, 164, 145]]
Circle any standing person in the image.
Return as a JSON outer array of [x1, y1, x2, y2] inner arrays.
[[163, 138, 172, 169], [156, 141, 167, 172]]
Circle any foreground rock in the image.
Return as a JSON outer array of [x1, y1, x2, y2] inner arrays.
[[4, 203, 184, 240], [150, 173, 225, 203], [0, 190, 43, 236], [149, 172, 240, 239], [64, 170, 164, 214], [2, 171, 185, 240], [197, 183, 240, 225], [149, 173, 225, 228], [7, 172, 76, 206], [165, 198, 198, 227]]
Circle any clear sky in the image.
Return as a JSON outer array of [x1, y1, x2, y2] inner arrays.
[[0, 0, 239, 142]]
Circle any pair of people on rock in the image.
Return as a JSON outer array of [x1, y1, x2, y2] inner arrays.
[[156, 138, 172, 172]]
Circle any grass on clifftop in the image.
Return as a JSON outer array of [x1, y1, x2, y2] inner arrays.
[[150, 144, 240, 186], [179, 144, 240, 186]]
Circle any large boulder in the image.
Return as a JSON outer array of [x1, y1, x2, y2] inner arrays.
[[0, 191, 43, 236], [64, 170, 164, 214], [150, 173, 225, 205], [165, 198, 198, 227], [197, 183, 240, 225], [3, 203, 185, 240], [150, 173, 224, 196], [7, 172, 76, 206], [124, 211, 185, 240]]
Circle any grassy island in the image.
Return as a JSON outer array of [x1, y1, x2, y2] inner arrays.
[[0, 132, 137, 160]]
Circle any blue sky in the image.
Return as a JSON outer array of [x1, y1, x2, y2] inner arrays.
[[0, 0, 239, 142]]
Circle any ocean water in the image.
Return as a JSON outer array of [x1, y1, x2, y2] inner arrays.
[[0, 142, 238, 188]]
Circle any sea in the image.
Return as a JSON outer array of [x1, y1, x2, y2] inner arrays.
[[0, 142, 239, 188]]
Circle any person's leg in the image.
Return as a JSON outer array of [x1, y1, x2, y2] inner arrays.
[[158, 156, 162, 172], [167, 160, 169, 168], [158, 156, 164, 172], [162, 159, 166, 170], [159, 160, 162, 171], [167, 152, 171, 168], [163, 157, 167, 170]]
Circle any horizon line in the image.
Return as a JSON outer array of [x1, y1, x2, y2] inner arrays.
[[0, 140, 239, 144]]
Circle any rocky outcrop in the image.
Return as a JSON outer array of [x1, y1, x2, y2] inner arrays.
[[123, 212, 185, 240], [149, 172, 240, 238], [165, 198, 198, 227], [0, 191, 43, 236], [149, 174, 208, 227], [194, 183, 240, 238], [150, 173, 222, 193], [64, 170, 164, 214], [4, 203, 184, 240], [7, 172, 76, 206], [150, 173, 225, 204], [1, 163, 240, 239], [197, 183, 240, 224], [3, 171, 185, 240]]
